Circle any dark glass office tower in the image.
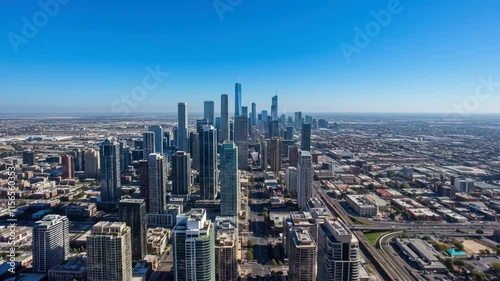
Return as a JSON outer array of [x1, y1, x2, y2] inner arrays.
[[100, 137, 121, 203], [119, 199, 147, 261], [301, 123, 311, 151], [199, 125, 217, 200]]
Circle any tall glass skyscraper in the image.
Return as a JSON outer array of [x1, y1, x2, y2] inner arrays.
[[301, 123, 311, 151], [220, 142, 239, 217], [142, 131, 155, 159], [148, 125, 164, 155], [297, 150, 313, 210], [177, 102, 189, 152], [119, 199, 147, 261], [172, 151, 191, 194], [235, 82, 242, 117], [100, 137, 121, 203], [234, 115, 249, 170], [271, 94, 278, 121], [204, 100, 215, 126], [220, 94, 230, 143], [199, 125, 217, 200]]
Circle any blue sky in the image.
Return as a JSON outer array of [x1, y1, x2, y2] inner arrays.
[[1, 0, 500, 114]]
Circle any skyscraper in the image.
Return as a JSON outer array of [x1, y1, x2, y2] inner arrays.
[[289, 228, 317, 281], [32, 215, 69, 273], [120, 142, 130, 172], [220, 94, 230, 143], [204, 100, 215, 126], [298, 150, 313, 210], [87, 221, 132, 281], [251, 102, 257, 126], [173, 209, 215, 281], [199, 125, 217, 200], [215, 216, 239, 281], [148, 153, 168, 214], [190, 132, 200, 171], [139, 159, 149, 211], [143, 131, 155, 159], [260, 140, 268, 171], [317, 220, 360, 281], [270, 137, 282, 172], [235, 82, 242, 117], [288, 145, 299, 167], [285, 126, 294, 141], [286, 167, 298, 194], [61, 155, 73, 179], [301, 123, 311, 151], [172, 151, 191, 194], [294, 111, 303, 128], [148, 125, 164, 155], [119, 199, 147, 261], [177, 102, 189, 152], [234, 115, 249, 170], [271, 94, 278, 121], [84, 149, 100, 179], [23, 150, 36, 166], [220, 142, 239, 217], [100, 137, 121, 203]]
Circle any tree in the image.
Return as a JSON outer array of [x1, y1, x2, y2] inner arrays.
[[247, 240, 254, 248], [476, 229, 484, 235], [246, 250, 254, 261], [389, 213, 396, 221], [443, 258, 454, 271], [472, 271, 486, 281], [422, 235, 432, 241], [272, 259, 278, 266], [491, 262, 500, 273]]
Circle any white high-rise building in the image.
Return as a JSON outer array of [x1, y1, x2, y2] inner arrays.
[[87, 221, 132, 281], [173, 209, 215, 281], [148, 153, 168, 214], [32, 215, 69, 272], [297, 150, 313, 209], [215, 216, 239, 281], [289, 228, 317, 281], [317, 220, 360, 281]]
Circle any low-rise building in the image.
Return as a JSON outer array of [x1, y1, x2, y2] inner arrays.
[[346, 195, 378, 217]]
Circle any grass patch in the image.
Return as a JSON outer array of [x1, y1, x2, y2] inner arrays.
[[364, 231, 390, 247]]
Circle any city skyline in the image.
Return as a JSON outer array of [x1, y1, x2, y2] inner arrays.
[[2, 1, 500, 114]]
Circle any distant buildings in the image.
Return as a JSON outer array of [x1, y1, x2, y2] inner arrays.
[[260, 140, 268, 171], [61, 155, 73, 179], [220, 142, 239, 217], [204, 100, 215, 126], [148, 125, 164, 155], [173, 209, 215, 281], [119, 199, 147, 261], [99, 137, 121, 204], [32, 215, 69, 273], [23, 150, 36, 166], [87, 221, 132, 281], [454, 178, 475, 193], [297, 150, 313, 210], [84, 149, 100, 179], [301, 123, 311, 151], [317, 220, 360, 281]]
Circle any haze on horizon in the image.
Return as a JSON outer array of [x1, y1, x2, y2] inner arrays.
[[1, 0, 500, 114]]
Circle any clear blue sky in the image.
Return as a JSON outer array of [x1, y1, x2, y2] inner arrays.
[[1, 0, 500, 114]]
